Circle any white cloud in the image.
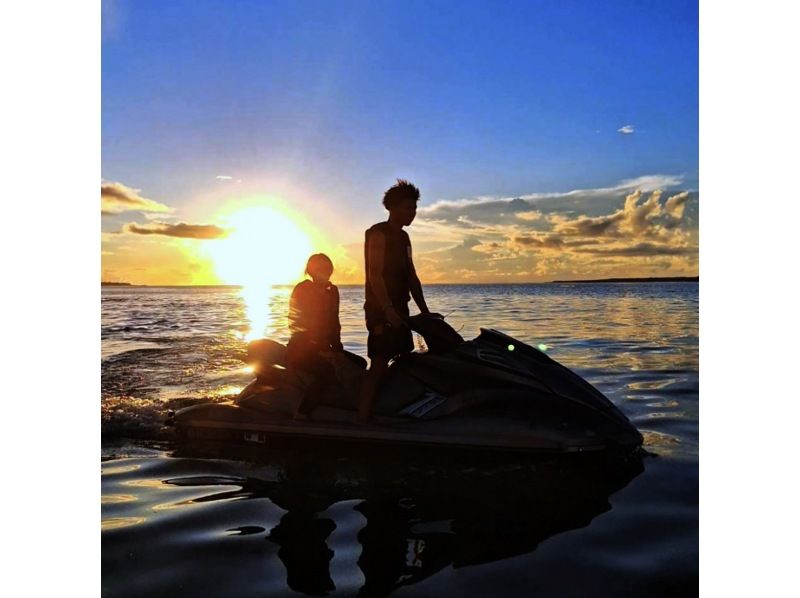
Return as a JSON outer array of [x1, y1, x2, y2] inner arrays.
[[418, 174, 686, 227], [615, 174, 683, 192], [215, 175, 233, 180], [617, 124, 635, 135]]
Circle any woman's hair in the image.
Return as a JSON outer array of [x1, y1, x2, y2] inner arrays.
[[382, 179, 420, 209], [305, 253, 334, 275]]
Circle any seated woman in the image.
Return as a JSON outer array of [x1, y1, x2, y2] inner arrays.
[[287, 253, 343, 420]]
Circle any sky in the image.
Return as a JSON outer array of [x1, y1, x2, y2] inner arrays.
[[101, 0, 698, 285]]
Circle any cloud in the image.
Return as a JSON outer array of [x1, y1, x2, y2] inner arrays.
[[664, 191, 690, 217], [419, 196, 537, 228], [515, 210, 543, 222], [551, 210, 626, 237], [615, 174, 683, 192], [101, 181, 171, 215], [123, 222, 228, 239], [512, 234, 602, 249], [417, 174, 686, 229], [577, 242, 695, 257], [411, 175, 698, 282], [617, 124, 635, 135], [215, 175, 233, 180], [550, 189, 690, 240]]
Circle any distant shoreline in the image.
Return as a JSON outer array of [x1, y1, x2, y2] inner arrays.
[[102, 282, 239, 288], [102, 276, 698, 288], [550, 276, 699, 284]]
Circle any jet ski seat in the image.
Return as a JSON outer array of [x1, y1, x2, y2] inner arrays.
[[408, 314, 465, 353]]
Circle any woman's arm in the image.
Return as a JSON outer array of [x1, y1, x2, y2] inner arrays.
[[288, 284, 303, 335], [331, 286, 343, 351]]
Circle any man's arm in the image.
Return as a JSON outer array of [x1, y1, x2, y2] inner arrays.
[[408, 245, 429, 314]]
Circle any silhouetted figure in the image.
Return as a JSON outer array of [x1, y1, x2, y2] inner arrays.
[[287, 254, 343, 419], [155, 448, 643, 598], [268, 511, 337, 596], [265, 456, 341, 596], [358, 180, 438, 422]]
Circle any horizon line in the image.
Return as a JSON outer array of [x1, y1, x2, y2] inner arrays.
[[101, 275, 699, 288]]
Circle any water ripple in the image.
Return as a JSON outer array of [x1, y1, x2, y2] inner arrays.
[[101, 283, 698, 596]]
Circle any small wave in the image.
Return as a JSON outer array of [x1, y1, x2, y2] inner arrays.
[[627, 378, 680, 390], [102, 341, 167, 361]]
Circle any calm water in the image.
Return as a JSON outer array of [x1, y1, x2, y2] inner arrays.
[[101, 283, 698, 596]]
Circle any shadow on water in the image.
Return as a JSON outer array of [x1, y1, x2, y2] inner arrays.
[[102, 445, 644, 597]]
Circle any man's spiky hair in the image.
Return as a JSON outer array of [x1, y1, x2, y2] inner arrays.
[[382, 179, 420, 209]]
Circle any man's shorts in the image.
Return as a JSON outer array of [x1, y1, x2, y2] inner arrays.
[[367, 321, 414, 360]]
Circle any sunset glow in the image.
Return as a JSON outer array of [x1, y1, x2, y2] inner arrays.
[[101, 1, 698, 286], [205, 205, 313, 340]]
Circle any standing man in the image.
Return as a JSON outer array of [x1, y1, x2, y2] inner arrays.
[[358, 179, 433, 422]]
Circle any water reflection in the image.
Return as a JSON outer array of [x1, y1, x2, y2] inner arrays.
[[102, 516, 147, 530], [240, 285, 289, 342], [101, 494, 137, 504], [270, 511, 337, 594], [147, 448, 644, 597]]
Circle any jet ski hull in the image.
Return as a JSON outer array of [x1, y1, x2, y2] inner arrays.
[[172, 394, 639, 455]]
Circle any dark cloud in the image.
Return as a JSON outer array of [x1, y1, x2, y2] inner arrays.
[[124, 222, 228, 239], [576, 242, 696, 257], [417, 235, 509, 277], [512, 234, 602, 249], [101, 182, 171, 215], [419, 197, 542, 228], [552, 211, 626, 237], [459, 236, 482, 249]]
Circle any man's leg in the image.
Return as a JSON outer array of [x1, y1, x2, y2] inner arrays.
[[358, 354, 387, 423]]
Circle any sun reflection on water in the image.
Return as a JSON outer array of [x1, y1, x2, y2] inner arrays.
[[102, 463, 141, 476], [101, 494, 137, 504], [102, 516, 147, 530], [239, 285, 289, 342]]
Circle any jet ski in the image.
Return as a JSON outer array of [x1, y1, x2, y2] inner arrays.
[[169, 315, 643, 454]]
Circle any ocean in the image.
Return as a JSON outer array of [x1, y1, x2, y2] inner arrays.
[[101, 282, 698, 596]]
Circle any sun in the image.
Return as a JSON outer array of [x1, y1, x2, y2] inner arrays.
[[204, 204, 314, 340], [206, 205, 313, 287]]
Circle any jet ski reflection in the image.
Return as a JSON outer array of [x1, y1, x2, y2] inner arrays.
[[166, 447, 644, 596]]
